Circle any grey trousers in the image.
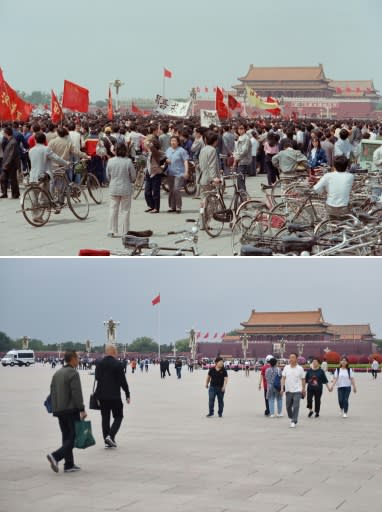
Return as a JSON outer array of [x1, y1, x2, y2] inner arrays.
[[167, 175, 184, 210], [285, 392, 302, 423]]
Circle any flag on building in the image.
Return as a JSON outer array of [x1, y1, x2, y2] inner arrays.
[[163, 68, 172, 78], [0, 68, 34, 121], [228, 94, 241, 110], [107, 87, 113, 120], [62, 80, 89, 112], [215, 87, 229, 120], [221, 332, 226, 339], [203, 332, 209, 339], [152, 294, 160, 306], [213, 333, 218, 339], [51, 90, 63, 124]]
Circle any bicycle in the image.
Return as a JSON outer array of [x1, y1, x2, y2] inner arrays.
[[74, 159, 102, 204], [19, 167, 89, 227], [202, 174, 262, 238], [78, 220, 202, 256], [132, 154, 148, 199]]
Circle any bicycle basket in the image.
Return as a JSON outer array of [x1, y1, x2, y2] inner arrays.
[[213, 209, 233, 223]]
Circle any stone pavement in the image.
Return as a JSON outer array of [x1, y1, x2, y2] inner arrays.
[[0, 364, 381, 512], [0, 176, 265, 256]]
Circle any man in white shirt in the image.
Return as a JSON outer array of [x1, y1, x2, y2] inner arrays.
[[313, 155, 354, 218], [281, 353, 306, 428], [372, 144, 382, 172]]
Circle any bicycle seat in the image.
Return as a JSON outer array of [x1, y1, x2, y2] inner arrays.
[[122, 235, 150, 249], [240, 245, 273, 256], [287, 222, 313, 233], [261, 183, 274, 190], [358, 212, 379, 224], [282, 235, 316, 252], [126, 230, 153, 237]]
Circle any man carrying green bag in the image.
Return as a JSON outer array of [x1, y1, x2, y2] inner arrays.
[[47, 351, 88, 474], [74, 420, 96, 449]]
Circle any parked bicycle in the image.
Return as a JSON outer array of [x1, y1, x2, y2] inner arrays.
[[19, 167, 89, 227], [73, 159, 102, 204]]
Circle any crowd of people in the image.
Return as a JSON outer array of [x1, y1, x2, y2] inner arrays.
[[1, 114, 382, 235]]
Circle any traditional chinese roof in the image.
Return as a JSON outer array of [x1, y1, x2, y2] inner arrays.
[[327, 324, 375, 340], [238, 64, 330, 83], [242, 309, 326, 327], [330, 80, 379, 97]]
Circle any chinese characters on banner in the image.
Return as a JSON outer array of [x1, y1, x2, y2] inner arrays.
[[154, 95, 190, 117], [200, 109, 221, 127]]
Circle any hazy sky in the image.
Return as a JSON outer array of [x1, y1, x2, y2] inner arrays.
[[1, 0, 380, 101], [1, 258, 381, 345]]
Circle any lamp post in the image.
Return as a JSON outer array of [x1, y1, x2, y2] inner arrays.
[[186, 328, 197, 363], [109, 80, 124, 112], [240, 333, 249, 361], [296, 342, 305, 357], [21, 336, 30, 349], [56, 342, 63, 360], [85, 339, 91, 357], [190, 88, 197, 116], [279, 338, 287, 359], [103, 318, 120, 345]]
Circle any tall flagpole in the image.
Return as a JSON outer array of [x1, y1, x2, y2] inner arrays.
[[157, 300, 161, 360]]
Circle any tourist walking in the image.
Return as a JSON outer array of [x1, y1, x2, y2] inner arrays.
[[94, 344, 131, 448], [305, 358, 331, 418], [330, 356, 357, 418], [265, 357, 283, 418], [371, 358, 379, 379], [258, 355, 272, 416], [47, 351, 87, 473], [106, 142, 136, 237], [205, 357, 228, 418], [281, 353, 306, 428], [175, 358, 182, 379]]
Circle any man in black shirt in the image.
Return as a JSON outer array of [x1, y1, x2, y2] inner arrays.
[[305, 358, 331, 418], [95, 345, 131, 448], [205, 357, 228, 418]]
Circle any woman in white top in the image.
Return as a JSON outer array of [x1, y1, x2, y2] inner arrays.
[[330, 356, 357, 418], [106, 143, 136, 237]]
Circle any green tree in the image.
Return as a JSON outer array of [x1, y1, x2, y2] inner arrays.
[[128, 336, 158, 352], [175, 338, 190, 352], [0, 332, 15, 352], [27, 338, 45, 351]]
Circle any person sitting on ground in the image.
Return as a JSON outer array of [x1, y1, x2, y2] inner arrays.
[[313, 155, 354, 218], [271, 141, 309, 175]]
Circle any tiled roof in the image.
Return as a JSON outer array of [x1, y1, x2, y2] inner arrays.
[[327, 324, 374, 338], [243, 309, 325, 326], [239, 65, 328, 82]]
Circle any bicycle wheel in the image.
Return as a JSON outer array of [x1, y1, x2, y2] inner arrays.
[[203, 194, 225, 238], [184, 174, 197, 195], [293, 200, 326, 228], [236, 199, 264, 219], [21, 186, 51, 227], [67, 184, 89, 220], [231, 215, 257, 255], [133, 168, 146, 199], [313, 219, 345, 254], [86, 173, 103, 204]]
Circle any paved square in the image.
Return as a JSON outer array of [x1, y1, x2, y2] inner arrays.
[[0, 363, 381, 512]]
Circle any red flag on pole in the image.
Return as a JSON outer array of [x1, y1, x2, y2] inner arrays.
[[213, 333, 218, 339], [205, 87, 209, 93], [163, 68, 172, 78], [228, 94, 241, 110], [51, 90, 63, 124], [0, 69, 34, 121], [203, 332, 209, 339], [62, 80, 89, 112], [215, 87, 229, 120], [221, 333, 226, 339], [152, 294, 160, 306], [131, 102, 144, 115], [107, 87, 113, 120]]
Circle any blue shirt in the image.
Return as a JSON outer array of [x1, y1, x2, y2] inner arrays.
[[165, 146, 189, 177]]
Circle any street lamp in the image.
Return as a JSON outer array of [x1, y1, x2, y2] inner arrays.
[[240, 333, 249, 361], [85, 339, 91, 356], [296, 342, 305, 357], [56, 342, 63, 359], [109, 79, 124, 112], [279, 338, 287, 359], [21, 336, 30, 349], [186, 328, 197, 363], [103, 318, 120, 344]]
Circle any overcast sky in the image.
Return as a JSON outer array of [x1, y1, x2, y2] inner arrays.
[[1, 258, 381, 345], [1, 0, 380, 101]]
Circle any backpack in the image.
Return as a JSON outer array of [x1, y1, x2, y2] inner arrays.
[[96, 139, 107, 157], [273, 369, 282, 392], [336, 367, 351, 378]]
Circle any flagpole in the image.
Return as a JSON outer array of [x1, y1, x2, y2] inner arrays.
[[157, 299, 161, 361]]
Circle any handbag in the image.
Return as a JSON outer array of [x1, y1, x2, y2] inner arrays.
[[89, 378, 100, 410], [44, 394, 53, 413], [74, 420, 96, 449]]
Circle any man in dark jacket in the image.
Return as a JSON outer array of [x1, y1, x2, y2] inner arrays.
[[95, 344, 130, 448], [1, 126, 21, 198], [47, 351, 87, 473]]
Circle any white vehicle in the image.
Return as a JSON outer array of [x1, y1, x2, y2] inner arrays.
[[1, 349, 35, 367]]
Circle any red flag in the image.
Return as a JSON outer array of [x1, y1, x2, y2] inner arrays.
[[107, 87, 113, 120], [203, 332, 209, 339], [51, 90, 63, 124], [292, 111, 298, 122], [213, 87, 217, 93], [197, 332, 201, 339], [355, 87, 361, 93], [163, 68, 172, 78], [215, 87, 229, 120], [228, 94, 241, 110], [205, 87, 209, 93], [62, 80, 89, 112], [213, 333, 218, 339], [345, 87, 352, 93], [152, 294, 160, 306], [335, 87, 343, 94], [221, 333, 226, 338], [0, 70, 33, 121], [265, 96, 281, 116], [131, 102, 144, 115]]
